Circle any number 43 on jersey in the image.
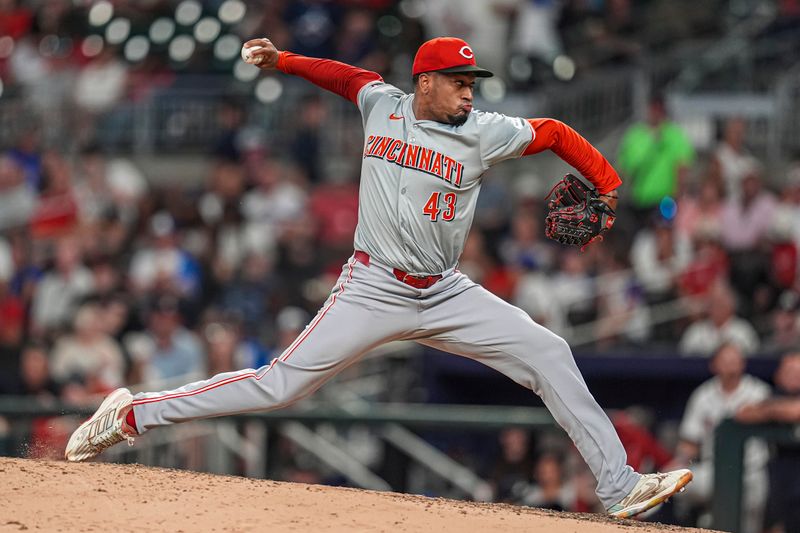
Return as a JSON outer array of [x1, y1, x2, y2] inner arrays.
[[423, 191, 457, 221]]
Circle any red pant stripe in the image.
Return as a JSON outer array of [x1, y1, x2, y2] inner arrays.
[[130, 258, 357, 407]]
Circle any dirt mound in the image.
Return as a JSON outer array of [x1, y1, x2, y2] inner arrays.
[[0, 457, 716, 532]]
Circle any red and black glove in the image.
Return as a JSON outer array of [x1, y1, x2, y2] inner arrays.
[[544, 174, 616, 249]]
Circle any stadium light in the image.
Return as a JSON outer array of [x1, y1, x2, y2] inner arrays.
[[509, 55, 532, 83], [214, 34, 241, 61], [255, 77, 283, 103], [38, 35, 59, 57], [552, 55, 575, 81], [124, 36, 150, 62], [194, 17, 221, 43], [88, 1, 113, 27], [150, 18, 176, 44], [377, 16, 402, 38], [399, 0, 426, 18], [106, 18, 131, 45], [218, 0, 246, 25], [175, 0, 202, 26], [480, 78, 506, 103], [169, 35, 196, 62], [234, 60, 259, 82], [81, 35, 104, 58]]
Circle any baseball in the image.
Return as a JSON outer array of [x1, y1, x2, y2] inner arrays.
[[241, 44, 263, 65]]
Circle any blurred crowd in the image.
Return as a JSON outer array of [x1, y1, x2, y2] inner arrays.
[[4, 94, 800, 399], [0, 0, 746, 108], [2, 0, 800, 530]]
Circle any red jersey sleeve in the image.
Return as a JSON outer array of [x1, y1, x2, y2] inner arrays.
[[522, 118, 622, 194], [276, 52, 383, 105]]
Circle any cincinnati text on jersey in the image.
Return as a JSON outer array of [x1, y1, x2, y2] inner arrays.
[[363, 135, 465, 188]]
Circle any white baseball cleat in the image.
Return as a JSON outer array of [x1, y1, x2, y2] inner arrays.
[[607, 469, 693, 519], [65, 387, 137, 462]]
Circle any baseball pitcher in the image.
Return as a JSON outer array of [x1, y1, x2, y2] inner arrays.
[[66, 36, 692, 518]]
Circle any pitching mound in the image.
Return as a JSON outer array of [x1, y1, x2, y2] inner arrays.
[[0, 457, 714, 532]]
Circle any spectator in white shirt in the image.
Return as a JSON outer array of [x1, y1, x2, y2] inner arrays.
[[50, 302, 125, 394], [670, 343, 771, 533], [31, 235, 94, 336], [679, 282, 759, 356], [712, 118, 759, 200], [630, 217, 692, 302]]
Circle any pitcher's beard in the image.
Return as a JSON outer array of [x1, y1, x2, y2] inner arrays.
[[447, 110, 470, 126]]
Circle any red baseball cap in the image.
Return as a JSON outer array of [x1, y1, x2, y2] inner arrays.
[[412, 37, 493, 78]]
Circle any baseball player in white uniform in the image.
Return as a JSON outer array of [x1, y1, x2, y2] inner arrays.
[[66, 36, 692, 518]]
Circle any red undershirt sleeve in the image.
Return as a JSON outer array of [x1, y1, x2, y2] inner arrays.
[[276, 52, 384, 105], [522, 118, 622, 194]]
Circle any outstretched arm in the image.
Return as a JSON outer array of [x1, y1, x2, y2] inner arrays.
[[524, 118, 621, 209], [243, 38, 383, 105]]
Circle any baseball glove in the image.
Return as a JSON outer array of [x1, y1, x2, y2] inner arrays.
[[544, 174, 616, 249]]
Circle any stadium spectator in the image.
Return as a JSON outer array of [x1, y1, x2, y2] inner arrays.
[[711, 118, 759, 200], [611, 408, 672, 474], [30, 234, 94, 336], [426, 0, 519, 80], [273, 212, 326, 313], [265, 306, 310, 364], [125, 295, 205, 386], [551, 249, 596, 327], [764, 290, 800, 354], [49, 302, 125, 394], [30, 151, 79, 239], [473, 175, 513, 253], [0, 236, 12, 286], [202, 321, 240, 376], [513, 265, 562, 333], [520, 452, 576, 511], [309, 170, 359, 261], [720, 171, 778, 318], [128, 211, 202, 299], [6, 229, 42, 305], [679, 282, 759, 356], [674, 179, 724, 242], [0, 272, 25, 380], [616, 96, 694, 224], [720, 170, 777, 252], [630, 216, 692, 305], [594, 248, 650, 347], [14, 343, 59, 398], [0, 154, 36, 231], [73, 47, 128, 116], [670, 343, 770, 533], [5, 126, 42, 190], [737, 353, 800, 533], [510, 0, 562, 72], [781, 164, 800, 250], [220, 252, 278, 339], [241, 159, 308, 252], [487, 427, 536, 503], [289, 95, 327, 184], [678, 223, 729, 301], [13, 342, 72, 460], [514, 248, 595, 335], [499, 210, 556, 274]]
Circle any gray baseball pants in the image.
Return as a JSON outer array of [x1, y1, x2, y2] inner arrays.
[[131, 253, 639, 507]]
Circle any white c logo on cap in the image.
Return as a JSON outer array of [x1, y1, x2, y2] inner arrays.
[[459, 46, 474, 59]]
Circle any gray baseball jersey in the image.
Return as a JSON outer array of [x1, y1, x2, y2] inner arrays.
[[128, 81, 640, 509], [355, 82, 532, 276]]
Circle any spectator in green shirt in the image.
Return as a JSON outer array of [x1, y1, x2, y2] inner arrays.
[[617, 96, 695, 223]]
